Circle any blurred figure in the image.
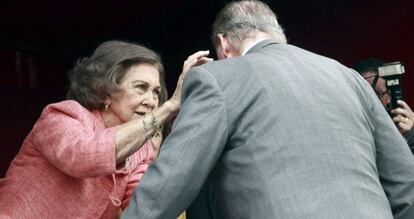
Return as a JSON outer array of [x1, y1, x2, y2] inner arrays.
[[123, 1, 414, 218], [353, 58, 414, 152], [0, 40, 210, 218]]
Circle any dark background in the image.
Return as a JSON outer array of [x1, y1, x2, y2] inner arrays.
[[1, 0, 413, 176]]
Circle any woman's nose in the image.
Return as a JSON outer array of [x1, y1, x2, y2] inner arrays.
[[142, 92, 157, 109]]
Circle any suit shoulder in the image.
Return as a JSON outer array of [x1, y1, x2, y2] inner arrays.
[[196, 56, 252, 76]]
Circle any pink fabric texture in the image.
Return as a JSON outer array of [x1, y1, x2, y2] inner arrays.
[[0, 100, 154, 218]]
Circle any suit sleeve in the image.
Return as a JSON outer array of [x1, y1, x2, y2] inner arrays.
[[403, 128, 414, 154], [372, 93, 414, 218], [30, 103, 117, 178], [123, 67, 229, 219]]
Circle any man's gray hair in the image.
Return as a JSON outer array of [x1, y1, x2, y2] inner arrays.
[[212, 0, 287, 49]]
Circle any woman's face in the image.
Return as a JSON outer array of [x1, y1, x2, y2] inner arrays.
[[105, 63, 161, 126]]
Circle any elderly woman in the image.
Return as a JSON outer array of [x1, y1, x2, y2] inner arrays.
[[0, 40, 211, 218]]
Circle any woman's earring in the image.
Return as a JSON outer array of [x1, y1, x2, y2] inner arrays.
[[104, 103, 109, 111]]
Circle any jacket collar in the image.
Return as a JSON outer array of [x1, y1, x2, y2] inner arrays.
[[245, 39, 279, 55]]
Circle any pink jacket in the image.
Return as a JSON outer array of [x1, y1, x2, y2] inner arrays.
[[0, 100, 154, 218]]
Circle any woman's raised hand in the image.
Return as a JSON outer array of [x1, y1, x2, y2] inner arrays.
[[182, 50, 213, 76], [171, 50, 213, 104]]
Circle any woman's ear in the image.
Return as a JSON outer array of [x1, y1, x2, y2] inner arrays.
[[103, 97, 111, 110]]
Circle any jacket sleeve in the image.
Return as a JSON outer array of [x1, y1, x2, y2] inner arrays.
[[371, 94, 414, 218], [403, 128, 414, 154], [30, 101, 117, 178], [123, 67, 229, 219]]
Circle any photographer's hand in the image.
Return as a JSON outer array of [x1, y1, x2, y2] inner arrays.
[[392, 100, 414, 133]]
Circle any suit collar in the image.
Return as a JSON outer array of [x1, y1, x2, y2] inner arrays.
[[245, 39, 279, 55]]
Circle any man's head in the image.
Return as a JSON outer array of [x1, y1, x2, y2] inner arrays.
[[353, 58, 390, 107], [211, 0, 287, 59]]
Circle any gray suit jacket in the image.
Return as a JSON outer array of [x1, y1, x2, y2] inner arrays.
[[123, 40, 414, 219]]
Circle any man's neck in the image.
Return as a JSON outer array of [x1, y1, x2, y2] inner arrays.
[[239, 32, 274, 55]]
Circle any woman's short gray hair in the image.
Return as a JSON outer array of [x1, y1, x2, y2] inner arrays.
[[67, 40, 167, 110]]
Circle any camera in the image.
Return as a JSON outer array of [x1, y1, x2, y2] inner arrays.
[[378, 61, 405, 110]]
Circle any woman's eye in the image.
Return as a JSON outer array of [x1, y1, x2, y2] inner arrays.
[[154, 90, 161, 98], [134, 84, 145, 91]]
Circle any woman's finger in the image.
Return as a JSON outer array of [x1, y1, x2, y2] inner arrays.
[[183, 51, 213, 73], [198, 57, 214, 63], [187, 50, 210, 61]]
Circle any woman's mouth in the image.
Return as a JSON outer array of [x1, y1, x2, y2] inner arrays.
[[135, 111, 148, 117]]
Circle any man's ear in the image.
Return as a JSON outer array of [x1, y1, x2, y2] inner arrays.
[[216, 34, 236, 59]]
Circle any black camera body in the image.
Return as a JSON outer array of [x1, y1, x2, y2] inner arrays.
[[378, 61, 405, 110]]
